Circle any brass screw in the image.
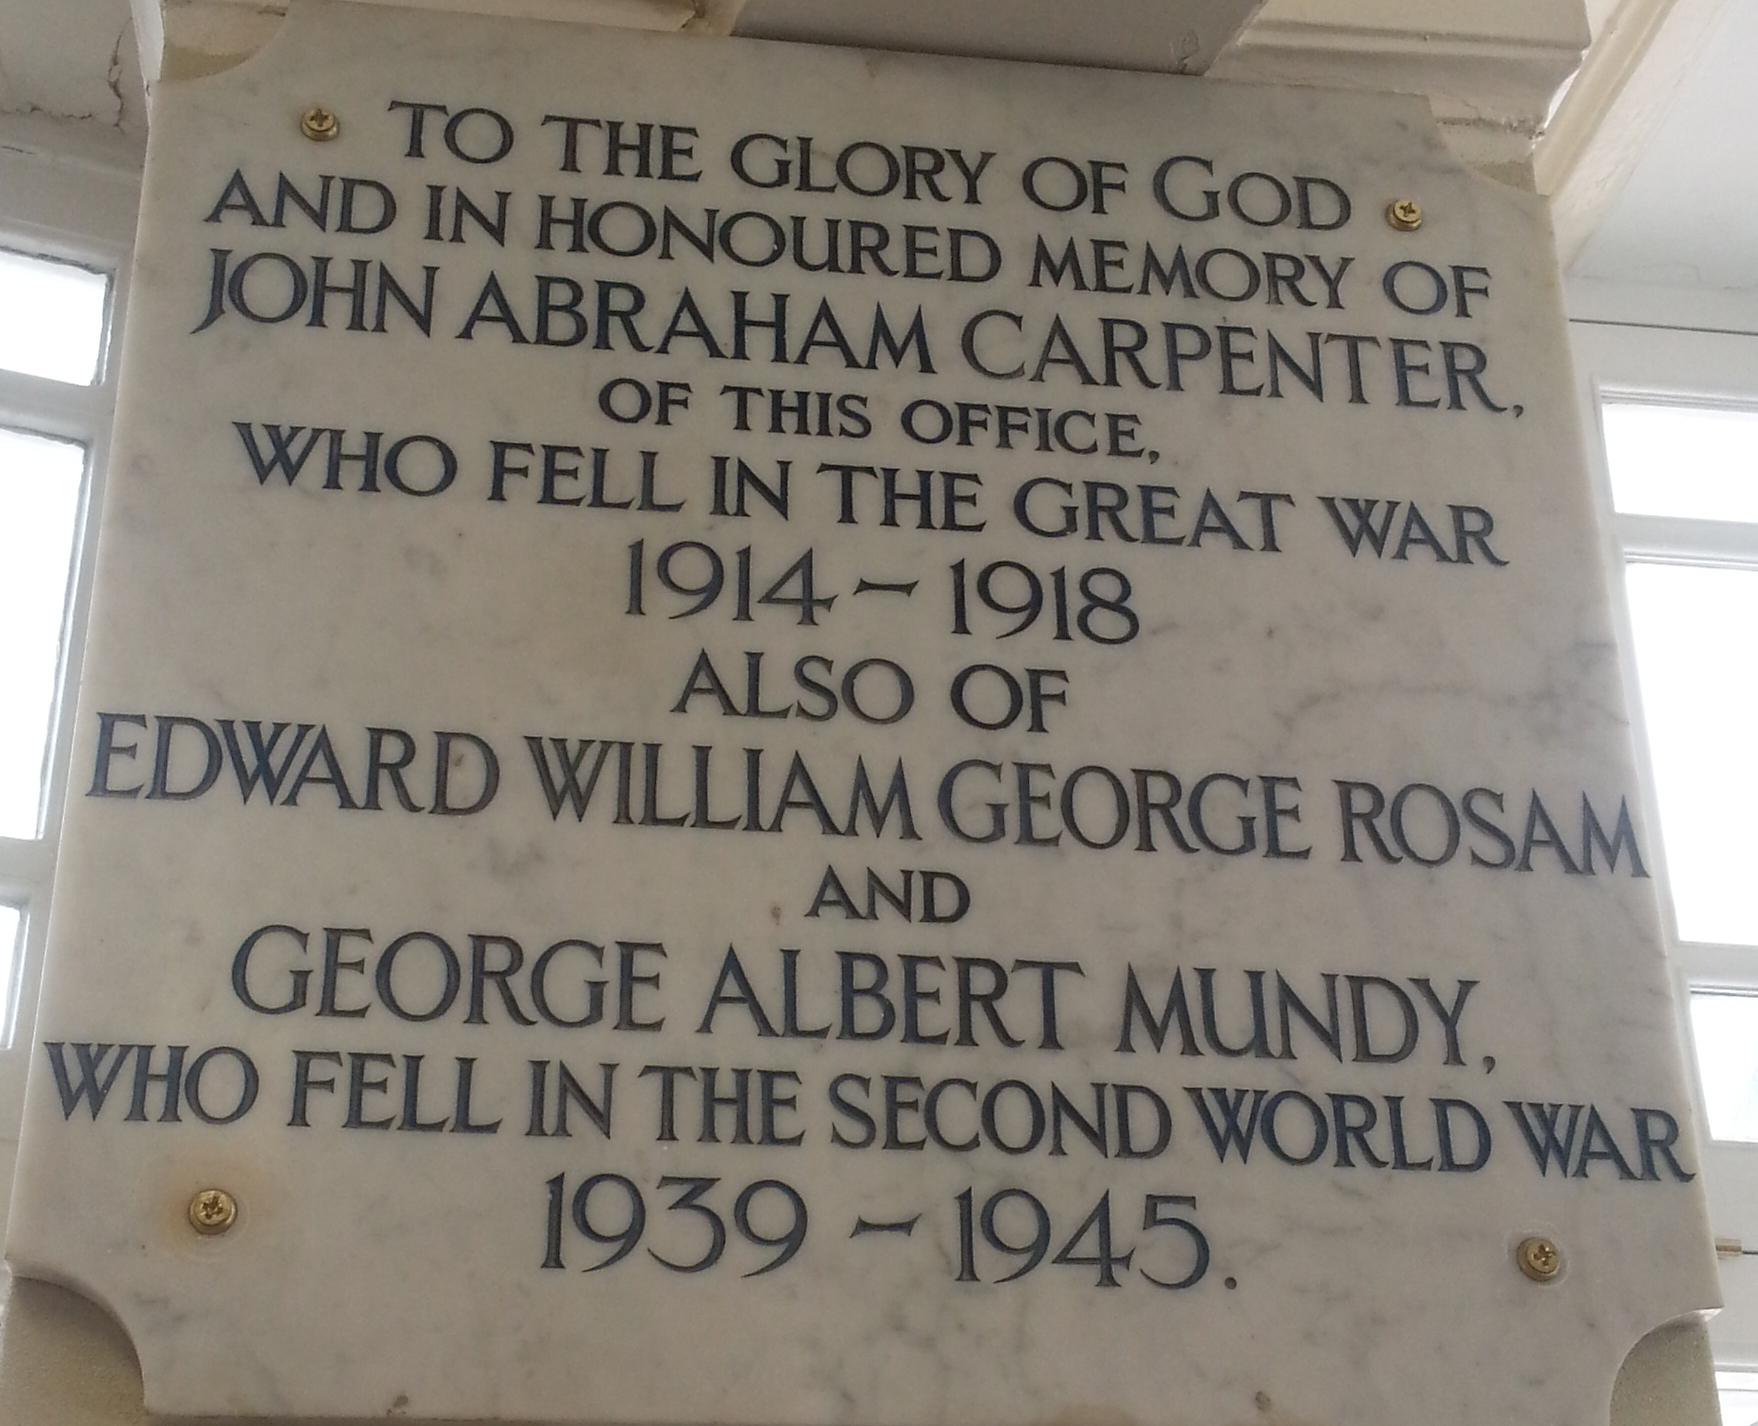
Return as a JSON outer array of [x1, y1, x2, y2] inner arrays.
[[1516, 1235, 1561, 1282], [1386, 198, 1423, 232], [300, 106, 340, 142], [188, 1188, 237, 1236]]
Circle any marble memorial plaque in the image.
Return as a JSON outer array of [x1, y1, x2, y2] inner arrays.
[[7, 3, 1719, 1421]]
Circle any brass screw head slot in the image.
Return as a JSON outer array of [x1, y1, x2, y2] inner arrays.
[[300, 106, 340, 142], [1386, 198, 1423, 232], [1516, 1235, 1561, 1282], [188, 1188, 237, 1236]]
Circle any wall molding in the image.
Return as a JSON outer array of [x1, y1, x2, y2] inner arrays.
[[135, 0, 737, 90], [1207, 10, 1590, 178], [1534, 0, 1737, 263]]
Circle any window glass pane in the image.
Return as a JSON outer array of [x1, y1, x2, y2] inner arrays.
[[1720, 1372, 1758, 1426], [0, 905, 16, 1035], [1603, 402, 1758, 523], [0, 427, 85, 839], [0, 249, 110, 386], [1624, 560, 1758, 943], [1692, 995, 1758, 1143]]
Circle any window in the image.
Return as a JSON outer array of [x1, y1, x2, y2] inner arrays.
[[1603, 401, 1758, 1094], [0, 423, 90, 844], [0, 248, 113, 1036], [0, 416, 90, 1029], [0, 134, 138, 1214], [1615, 465, 1758, 951], [1721, 1370, 1758, 1426], [1573, 312, 1758, 1372], [1692, 993, 1758, 1143], [0, 248, 109, 386]]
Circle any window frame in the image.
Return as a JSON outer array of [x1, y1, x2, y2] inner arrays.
[[0, 129, 139, 1181], [1570, 310, 1758, 1367]]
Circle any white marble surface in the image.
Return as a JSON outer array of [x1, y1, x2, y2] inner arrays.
[[5, 3, 1718, 1421]]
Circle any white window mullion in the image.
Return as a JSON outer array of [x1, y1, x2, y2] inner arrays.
[[0, 840, 56, 892], [1619, 514, 1758, 563], [0, 370, 108, 436]]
